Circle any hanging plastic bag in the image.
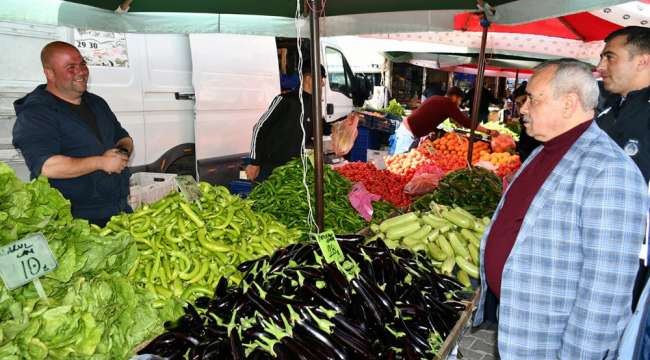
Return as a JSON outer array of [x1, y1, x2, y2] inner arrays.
[[348, 182, 381, 221], [331, 112, 360, 156], [404, 164, 445, 195]]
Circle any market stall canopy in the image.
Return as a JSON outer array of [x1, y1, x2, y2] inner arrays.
[[382, 51, 545, 70], [1, 0, 632, 36], [363, 0, 650, 61]]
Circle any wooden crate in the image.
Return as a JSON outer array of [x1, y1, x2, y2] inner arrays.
[[436, 289, 480, 360]]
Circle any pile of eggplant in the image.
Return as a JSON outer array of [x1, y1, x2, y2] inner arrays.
[[139, 236, 468, 360]]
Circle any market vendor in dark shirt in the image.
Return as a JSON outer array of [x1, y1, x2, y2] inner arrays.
[[246, 62, 327, 182], [12, 41, 132, 226], [390, 86, 495, 154]]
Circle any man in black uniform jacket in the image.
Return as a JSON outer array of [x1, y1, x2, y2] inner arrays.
[[596, 26, 650, 310], [246, 62, 326, 182]]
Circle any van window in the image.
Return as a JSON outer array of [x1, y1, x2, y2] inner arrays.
[[325, 47, 353, 97]]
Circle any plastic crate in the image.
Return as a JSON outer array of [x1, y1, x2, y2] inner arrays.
[[359, 114, 396, 133], [229, 180, 253, 198], [349, 127, 370, 161], [128, 172, 177, 209]]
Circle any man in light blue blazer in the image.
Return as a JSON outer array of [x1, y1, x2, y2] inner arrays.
[[474, 59, 648, 359]]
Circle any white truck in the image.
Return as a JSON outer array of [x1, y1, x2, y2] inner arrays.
[[0, 21, 370, 184]]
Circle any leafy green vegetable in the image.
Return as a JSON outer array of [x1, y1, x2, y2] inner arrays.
[[381, 99, 406, 117], [0, 163, 180, 359], [431, 167, 502, 218]]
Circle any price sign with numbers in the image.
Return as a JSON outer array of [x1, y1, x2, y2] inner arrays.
[[316, 230, 345, 264], [176, 175, 203, 202], [0, 233, 57, 290]]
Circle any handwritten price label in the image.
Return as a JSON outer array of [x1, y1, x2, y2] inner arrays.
[[176, 175, 203, 203], [316, 230, 345, 264], [0, 233, 57, 290]]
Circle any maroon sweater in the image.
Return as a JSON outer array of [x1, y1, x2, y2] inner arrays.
[[405, 96, 473, 137], [484, 120, 592, 298]]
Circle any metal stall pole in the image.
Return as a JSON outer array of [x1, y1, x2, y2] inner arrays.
[[309, 0, 325, 231]]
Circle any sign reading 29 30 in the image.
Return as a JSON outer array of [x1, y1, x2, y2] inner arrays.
[[0, 233, 57, 290], [76, 40, 98, 49]]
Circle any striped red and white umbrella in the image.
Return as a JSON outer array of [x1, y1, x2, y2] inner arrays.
[[363, 1, 650, 62]]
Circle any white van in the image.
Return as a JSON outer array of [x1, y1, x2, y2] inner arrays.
[[0, 21, 370, 184]]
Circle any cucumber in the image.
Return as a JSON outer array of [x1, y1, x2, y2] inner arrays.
[[456, 270, 471, 287], [448, 232, 470, 258], [379, 212, 418, 232], [386, 221, 421, 240], [468, 243, 480, 265], [370, 223, 380, 234], [456, 256, 479, 279], [436, 234, 455, 258], [441, 257, 456, 275], [441, 210, 475, 229]]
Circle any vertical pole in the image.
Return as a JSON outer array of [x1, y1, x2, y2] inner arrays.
[[309, 0, 325, 231], [467, 16, 490, 166], [514, 69, 520, 90], [421, 67, 427, 99]]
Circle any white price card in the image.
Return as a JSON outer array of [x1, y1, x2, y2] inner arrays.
[[0, 233, 57, 290]]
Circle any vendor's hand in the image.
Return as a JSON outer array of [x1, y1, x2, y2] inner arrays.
[[246, 165, 260, 181], [100, 148, 129, 174]]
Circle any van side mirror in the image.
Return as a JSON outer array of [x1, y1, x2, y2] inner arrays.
[[351, 74, 372, 107], [326, 103, 334, 115]]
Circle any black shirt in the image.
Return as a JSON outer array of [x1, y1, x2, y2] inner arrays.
[[49, 92, 102, 143], [596, 85, 650, 183]]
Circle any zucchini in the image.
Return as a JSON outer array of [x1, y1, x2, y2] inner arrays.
[[468, 243, 480, 265], [427, 243, 447, 261], [436, 234, 455, 258], [441, 257, 456, 275], [456, 270, 471, 287], [460, 229, 481, 247], [442, 209, 475, 229], [456, 256, 479, 279], [379, 212, 418, 232], [448, 232, 469, 258], [405, 224, 432, 241], [386, 221, 421, 240], [453, 206, 475, 220], [402, 236, 423, 249], [421, 214, 449, 228]]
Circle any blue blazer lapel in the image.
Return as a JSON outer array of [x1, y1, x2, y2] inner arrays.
[[505, 122, 598, 261]]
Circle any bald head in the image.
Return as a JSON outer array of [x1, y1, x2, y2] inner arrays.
[[41, 41, 89, 104], [41, 41, 80, 69]]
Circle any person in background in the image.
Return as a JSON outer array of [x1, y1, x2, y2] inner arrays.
[[246, 62, 326, 182], [390, 86, 496, 155], [466, 85, 503, 123], [511, 82, 542, 161], [474, 59, 647, 359], [13, 41, 132, 227], [596, 25, 650, 359]]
